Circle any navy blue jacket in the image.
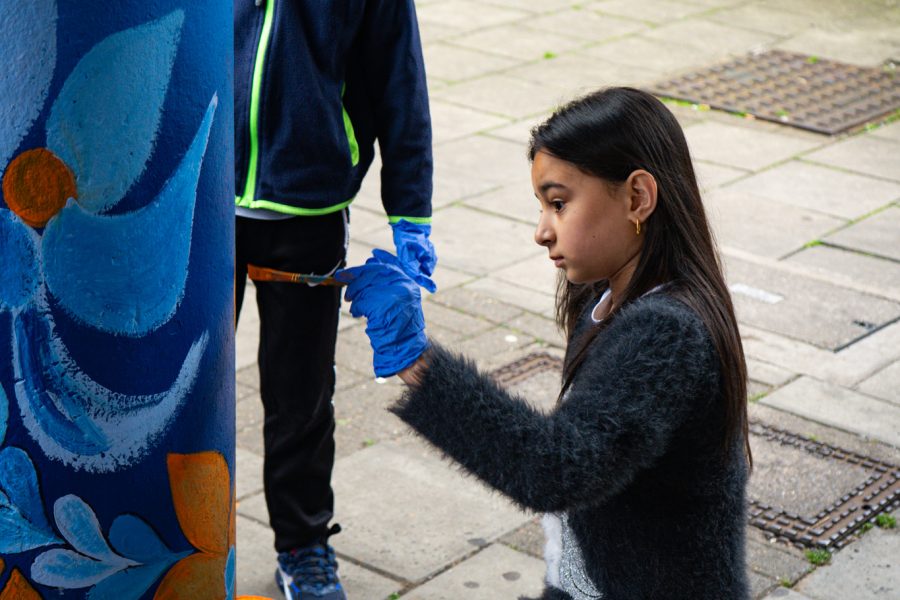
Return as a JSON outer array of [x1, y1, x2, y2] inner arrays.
[[234, 0, 433, 220]]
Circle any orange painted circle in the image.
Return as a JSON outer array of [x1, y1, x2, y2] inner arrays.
[[3, 148, 77, 227]]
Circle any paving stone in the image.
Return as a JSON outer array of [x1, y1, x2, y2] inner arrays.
[[433, 74, 572, 120], [236, 447, 264, 501], [747, 529, 812, 586], [760, 376, 900, 447], [724, 256, 900, 350], [417, 19, 465, 45], [806, 136, 900, 183], [741, 319, 900, 389], [505, 53, 664, 101], [707, 189, 845, 259], [485, 111, 554, 147], [448, 23, 586, 62], [499, 517, 544, 558], [405, 543, 545, 599], [754, 0, 888, 20], [430, 286, 525, 324], [431, 264, 479, 292], [235, 515, 400, 599], [684, 121, 823, 171], [423, 43, 520, 83], [330, 441, 532, 582], [432, 134, 530, 187], [416, 0, 529, 30], [825, 206, 900, 262], [445, 324, 537, 365], [394, 205, 542, 275], [775, 26, 900, 68], [491, 253, 559, 296], [504, 365, 563, 414], [750, 569, 779, 600], [589, 0, 710, 24], [761, 587, 815, 599], [483, 0, 576, 12], [335, 320, 377, 378], [237, 419, 264, 457], [423, 300, 494, 340], [461, 180, 541, 225], [795, 527, 900, 600], [236, 285, 260, 371], [464, 276, 556, 316], [333, 378, 412, 459], [785, 245, 900, 302], [431, 101, 512, 148], [506, 313, 566, 349], [695, 160, 750, 191], [726, 161, 900, 220], [870, 121, 900, 143], [525, 8, 647, 41], [857, 361, 900, 407], [643, 19, 778, 59], [748, 435, 871, 517], [583, 34, 714, 73], [706, 4, 817, 36], [747, 358, 797, 388]]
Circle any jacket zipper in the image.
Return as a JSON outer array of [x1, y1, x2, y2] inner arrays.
[[239, 0, 275, 204]]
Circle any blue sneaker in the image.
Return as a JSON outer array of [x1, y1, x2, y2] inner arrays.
[[275, 530, 346, 600]]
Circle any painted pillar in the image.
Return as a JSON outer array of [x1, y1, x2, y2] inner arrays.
[[0, 2, 235, 598]]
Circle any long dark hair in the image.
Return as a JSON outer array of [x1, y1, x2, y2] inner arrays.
[[528, 87, 750, 467]]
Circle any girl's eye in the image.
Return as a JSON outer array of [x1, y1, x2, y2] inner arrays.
[[551, 200, 565, 212]]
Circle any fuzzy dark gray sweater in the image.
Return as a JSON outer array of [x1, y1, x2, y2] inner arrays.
[[391, 293, 749, 600]]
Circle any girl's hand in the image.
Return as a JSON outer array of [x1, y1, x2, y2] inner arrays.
[[336, 250, 428, 378]]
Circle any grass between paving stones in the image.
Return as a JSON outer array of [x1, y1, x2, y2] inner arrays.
[[875, 513, 896, 529], [804, 549, 832, 566]]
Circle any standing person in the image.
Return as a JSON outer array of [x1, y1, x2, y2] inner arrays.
[[339, 88, 751, 599], [233, 1, 436, 599]]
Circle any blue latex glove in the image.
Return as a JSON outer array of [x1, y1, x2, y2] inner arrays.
[[336, 250, 428, 378], [391, 220, 437, 293]]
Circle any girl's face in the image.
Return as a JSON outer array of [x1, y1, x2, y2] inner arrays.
[[531, 151, 642, 286]]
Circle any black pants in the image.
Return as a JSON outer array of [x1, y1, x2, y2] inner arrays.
[[235, 211, 347, 552]]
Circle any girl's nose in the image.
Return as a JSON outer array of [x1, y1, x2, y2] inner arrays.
[[534, 219, 553, 247]]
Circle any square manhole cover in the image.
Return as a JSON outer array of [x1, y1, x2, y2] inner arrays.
[[492, 353, 900, 550], [647, 50, 900, 135]]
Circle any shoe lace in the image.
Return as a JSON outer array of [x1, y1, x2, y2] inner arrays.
[[281, 524, 342, 591]]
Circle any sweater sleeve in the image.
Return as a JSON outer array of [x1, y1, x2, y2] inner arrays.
[[390, 296, 719, 513], [356, 0, 432, 222]]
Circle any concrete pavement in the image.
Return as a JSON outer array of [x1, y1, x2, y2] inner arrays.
[[235, 0, 900, 597]]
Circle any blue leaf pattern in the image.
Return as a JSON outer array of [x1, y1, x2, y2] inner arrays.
[[0, 209, 42, 311], [0, 383, 7, 448], [0, 0, 56, 179], [109, 514, 174, 564], [32, 548, 128, 588], [32, 497, 186, 595], [53, 495, 137, 566], [45, 10, 184, 213], [0, 446, 60, 553], [43, 95, 217, 336]]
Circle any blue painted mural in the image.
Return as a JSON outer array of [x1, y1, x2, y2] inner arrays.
[[0, 1, 234, 598]]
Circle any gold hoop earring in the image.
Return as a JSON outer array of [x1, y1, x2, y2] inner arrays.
[[635, 220, 641, 235]]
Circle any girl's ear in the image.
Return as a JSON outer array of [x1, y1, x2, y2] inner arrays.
[[625, 169, 658, 223]]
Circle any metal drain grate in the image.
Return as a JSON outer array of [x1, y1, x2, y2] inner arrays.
[[647, 50, 900, 135], [748, 421, 899, 550], [491, 353, 900, 550]]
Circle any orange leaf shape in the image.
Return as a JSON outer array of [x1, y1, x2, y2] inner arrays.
[[0, 568, 43, 600], [153, 553, 226, 600], [167, 452, 231, 555]]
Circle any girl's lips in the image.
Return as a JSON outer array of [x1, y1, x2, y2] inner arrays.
[[552, 257, 564, 268]]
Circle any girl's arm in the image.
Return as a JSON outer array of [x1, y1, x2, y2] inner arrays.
[[390, 295, 718, 513]]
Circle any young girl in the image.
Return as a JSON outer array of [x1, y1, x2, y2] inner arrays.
[[338, 87, 751, 599]]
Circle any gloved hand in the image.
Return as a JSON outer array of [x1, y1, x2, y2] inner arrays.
[[336, 249, 428, 378], [391, 220, 437, 293]]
